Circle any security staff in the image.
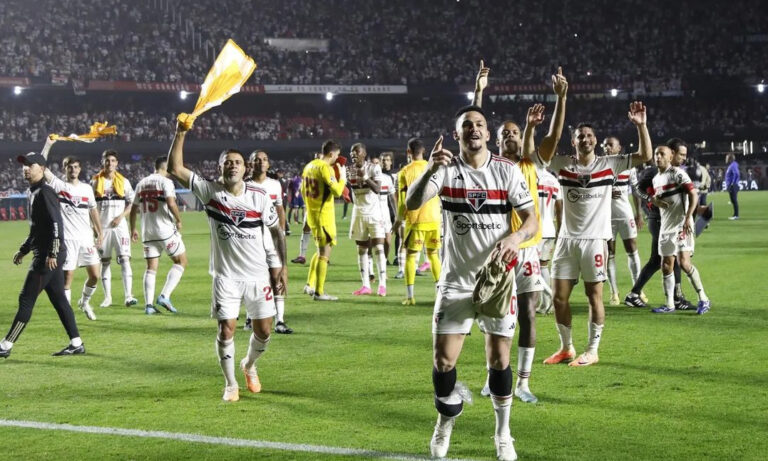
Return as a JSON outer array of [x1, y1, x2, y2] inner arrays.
[[0, 152, 84, 359]]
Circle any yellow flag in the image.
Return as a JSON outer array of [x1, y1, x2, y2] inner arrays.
[[49, 121, 118, 143], [178, 39, 257, 129]]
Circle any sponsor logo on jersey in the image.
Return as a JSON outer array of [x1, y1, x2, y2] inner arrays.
[[217, 224, 258, 241], [466, 190, 487, 211], [567, 189, 604, 203], [453, 215, 502, 235]]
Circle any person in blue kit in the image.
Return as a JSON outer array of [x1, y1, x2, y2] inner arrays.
[[725, 153, 740, 220]]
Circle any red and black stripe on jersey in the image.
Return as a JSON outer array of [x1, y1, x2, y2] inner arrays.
[[649, 182, 694, 199], [558, 168, 615, 188], [137, 189, 167, 202], [205, 198, 264, 228], [57, 190, 90, 209], [439, 187, 529, 214], [614, 172, 630, 188]]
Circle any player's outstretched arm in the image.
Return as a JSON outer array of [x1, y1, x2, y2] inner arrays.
[[472, 60, 490, 108], [167, 121, 193, 188], [522, 104, 546, 158], [628, 101, 652, 166], [538, 67, 568, 162], [406, 136, 449, 210]]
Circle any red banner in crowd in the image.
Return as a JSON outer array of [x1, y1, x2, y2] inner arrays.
[[0, 77, 30, 87]]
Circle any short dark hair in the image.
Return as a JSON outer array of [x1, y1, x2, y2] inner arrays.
[[218, 148, 246, 165], [454, 104, 487, 120], [407, 137, 424, 154], [351, 142, 366, 154], [155, 156, 167, 170], [63, 156, 80, 167], [102, 149, 119, 161], [572, 123, 596, 138], [666, 137, 687, 152], [322, 140, 341, 156], [249, 150, 267, 163]]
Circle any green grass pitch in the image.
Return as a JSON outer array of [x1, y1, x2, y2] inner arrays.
[[0, 191, 766, 460]]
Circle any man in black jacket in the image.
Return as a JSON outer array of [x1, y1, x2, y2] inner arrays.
[[0, 153, 84, 359]]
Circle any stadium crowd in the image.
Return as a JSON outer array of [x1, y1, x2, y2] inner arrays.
[[1, 0, 765, 85]]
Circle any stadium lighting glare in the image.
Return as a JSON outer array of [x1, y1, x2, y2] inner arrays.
[[325, 92, 334, 101], [758, 83, 765, 93], [13, 86, 22, 95], [179, 90, 188, 100], [465, 91, 474, 101], [610, 88, 618, 97]]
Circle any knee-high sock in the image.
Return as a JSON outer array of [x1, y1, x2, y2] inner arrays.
[[685, 266, 709, 302], [516, 347, 535, 390], [119, 257, 133, 299], [81, 282, 96, 304], [143, 269, 156, 306], [101, 263, 112, 300], [244, 334, 271, 369], [663, 272, 675, 309], [374, 244, 387, 287], [275, 295, 285, 323], [489, 366, 513, 437], [358, 252, 370, 288], [556, 323, 573, 350], [627, 251, 641, 285], [299, 231, 311, 258], [427, 250, 441, 282], [160, 264, 185, 298], [540, 265, 552, 307], [405, 253, 416, 298], [306, 253, 318, 289], [606, 254, 618, 295], [398, 246, 406, 272], [673, 259, 683, 298], [216, 337, 237, 387], [316, 256, 329, 295], [586, 322, 604, 354]]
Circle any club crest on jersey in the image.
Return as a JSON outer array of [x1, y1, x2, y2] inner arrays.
[[70, 196, 83, 207], [577, 174, 591, 187], [466, 190, 487, 211], [230, 209, 247, 226]]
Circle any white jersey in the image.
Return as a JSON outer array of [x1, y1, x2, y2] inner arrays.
[[652, 166, 694, 235], [190, 173, 279, 281], [250, 176, 283, 208], [611, 169, 634, 221], [47, 175, 96, 245], [536, 167, 560, 239], [542, 153, 632, 240], [429, 153, 534, 289], [92, 176, 134, 233], [348, 162, 383, 217], [132, 173, 178, 242], [379, 172, 395, 218]]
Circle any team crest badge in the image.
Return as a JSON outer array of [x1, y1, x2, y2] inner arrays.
[[466, 190, 487, 211], [71, 196, 83, 207], [230, 209, 247, 226], [577, 174, 591, 187]]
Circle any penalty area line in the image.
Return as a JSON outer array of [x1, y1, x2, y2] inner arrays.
[[0, 419, 478, 461]]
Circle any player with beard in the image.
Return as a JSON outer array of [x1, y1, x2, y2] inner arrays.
[[474, 62, 568, 403], [168, 122, 281, 401], [538, 102, 653, 367], [408, 105, 537, 460]]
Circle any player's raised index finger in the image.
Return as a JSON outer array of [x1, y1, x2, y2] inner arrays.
[[432, 135, 444, 153], [480, 59, 484, 70], [557, 66, 563, 76]]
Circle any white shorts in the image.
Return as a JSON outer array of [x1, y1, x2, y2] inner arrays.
[[611, 218, 638, 240], [381, 213, 393, 235], [210, 276, 276, 321], [659, 231, 695, 257], [514, 246, 544, 294], [143, 232, 186, 259], [63, 239, 100, 271], [432, 286, 517, 337], [100, 227, 132, 259], [537, 238, 556, 261], [349, 213, 385, 241], [551, 238, 607, 283]]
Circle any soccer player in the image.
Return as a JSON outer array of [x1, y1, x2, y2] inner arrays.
[[379, 152, 398, 264], [129, 156, 187, 315], [539, 101, 653, 367], [302, 141, 347, 301], [649, 146, 711, 314], [41, 155, 102, 321], [287, 170, 304, 227], [247, 150, 292, 334], [167, 121, 281, 402], [408, 106, 537, 460], [91, 150, 138, 308], [601, 136, 644, 306], [347, 143, 387, 296], [397, 138, 442, 305], [1, 153, 85, 359], [725, 153, 740, 220], [535, 166, 562, 314]]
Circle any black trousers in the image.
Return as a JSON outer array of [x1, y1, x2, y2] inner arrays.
[[728, 185, 739, 217], [631, 217, 682, 294], [4, 257, 80, 344]]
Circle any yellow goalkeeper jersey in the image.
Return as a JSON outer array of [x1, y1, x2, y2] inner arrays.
[[512, 158, 541, 249], [397, 159, 441, 231], [302, 159, 345, 224]]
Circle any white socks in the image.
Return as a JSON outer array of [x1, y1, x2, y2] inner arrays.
[[516, 347, 535, 390], [245, 334, 271, 369], [143, 270, 156, 306], [70, 337, 83, 347], [406, 285, 414, 298], [275, 296, 285, 323], [161, 264, 185, 298], [299, 231, 310, 258], [556, 323, 573, 351], [607, 254, 618, 295], [587, 322, 604, 354], [64, 289, 71, 304], [398, 247, 406, 272], [119, 257, 133, 299], [491, 394, 512, 437], [101, 263, 112, 299], [627, 251, 642, 285], [374, 244, 387, 288], [358, 252, 370, 288], [216, 337, 236, 387], [685, 266, 709, 302], [81, 283, 96, 304], [663, 273, 675, 308]]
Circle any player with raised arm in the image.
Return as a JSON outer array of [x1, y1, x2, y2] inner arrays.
[[408, 106, 537, 460], [167, 122, 281, 402], [397, 138, 442, 305], [347, 143, 388, 296], [91, 150, 138, 308], [40, 154, 102, 321], [600, 136, 645, 306], [129, 156, 187, 315], [538, 101, 653, 367], [246, 150, 292, 334], [649, 146, 711, 315], [302, 141, 347, 301]]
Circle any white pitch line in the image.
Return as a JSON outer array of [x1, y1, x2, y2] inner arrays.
[[0, 419, 479, 461]]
